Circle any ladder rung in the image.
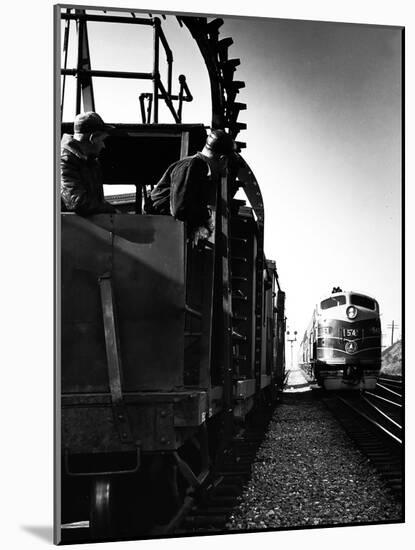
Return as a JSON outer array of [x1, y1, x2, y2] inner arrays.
[[233, 289, 247, 297], [185, 305, 202, 318], [232, 276, 248, 282], [233, 315, 248, 322], [232, 330, 247, 342], [232, 256, 247, 263], [185, 332, 202, 337]]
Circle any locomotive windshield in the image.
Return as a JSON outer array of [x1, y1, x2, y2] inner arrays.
[[320, 295, 346, 310], [350, 294, 376, 310]]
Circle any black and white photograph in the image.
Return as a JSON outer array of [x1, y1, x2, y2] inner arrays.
[[54, 2, 405, 545], [3, 1, 412, 549]]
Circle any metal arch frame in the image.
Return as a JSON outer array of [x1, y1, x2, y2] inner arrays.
[[179, 16, 247, 147], [179, 17, 226, 130]]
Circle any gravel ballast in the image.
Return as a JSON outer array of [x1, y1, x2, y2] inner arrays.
[[226, 392, 403, 530]]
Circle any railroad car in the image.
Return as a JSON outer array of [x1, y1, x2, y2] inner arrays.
[[299, 290, 381, 390], [57, 8, 286, 540]]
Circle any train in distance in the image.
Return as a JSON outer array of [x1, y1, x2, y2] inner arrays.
[[299, 289, 382, 390]]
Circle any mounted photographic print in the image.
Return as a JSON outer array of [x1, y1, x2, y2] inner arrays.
[[54, 3, 403, 545]]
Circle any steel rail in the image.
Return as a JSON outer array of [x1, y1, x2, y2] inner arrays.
[[360, 396, 402, 430], [364, 390, 402, 408], [377, 376, 402, 386], [339, 397, 402, 445], [376, 382, 402, 398]]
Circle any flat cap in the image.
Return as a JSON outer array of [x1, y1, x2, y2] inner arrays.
[[74, 111, 115, 134], [205, 129, 237, 155]]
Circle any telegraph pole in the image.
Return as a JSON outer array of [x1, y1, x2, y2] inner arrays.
[[286, 330, 297, 370], [387, 321, 399, 347]]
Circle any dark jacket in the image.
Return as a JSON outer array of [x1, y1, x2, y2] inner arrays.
[[150, 153, 213, 231], [61, 134, 116, 215]]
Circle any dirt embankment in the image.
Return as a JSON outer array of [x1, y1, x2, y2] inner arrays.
[[381, 340, 402, 376]]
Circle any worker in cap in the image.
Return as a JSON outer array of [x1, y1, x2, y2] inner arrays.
[[149, 129, 239, 244], [61, 111, 118, 215]]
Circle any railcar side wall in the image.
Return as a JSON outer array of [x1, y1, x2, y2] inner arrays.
[[61, 214, 186, 392]]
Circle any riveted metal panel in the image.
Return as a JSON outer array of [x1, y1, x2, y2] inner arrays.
[[61, 214, 185, 393], [234, 378, 256, 399], [62, 391, 208, 453], [62, 405, 133, 454], [61, 214, 113, 392], [111, 215, 185, 390], [173, 391, 208, 427]]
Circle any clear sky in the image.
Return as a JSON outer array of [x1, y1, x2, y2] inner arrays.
[[61, 9, 402, 355]]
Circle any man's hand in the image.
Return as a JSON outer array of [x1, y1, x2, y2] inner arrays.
[[191, 226, 211, 247]]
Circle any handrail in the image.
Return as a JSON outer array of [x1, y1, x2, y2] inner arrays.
[[61, 13, 153, 25], [61, 69, 153, 79], [59, 10, 192, 122]]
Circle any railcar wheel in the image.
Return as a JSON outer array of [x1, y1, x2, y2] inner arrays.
[[90, 476, 114, 539], [89, 468, 179, 539]]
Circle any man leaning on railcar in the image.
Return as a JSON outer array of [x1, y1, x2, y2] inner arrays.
[[60, 111, 117, 215], [148, 129, 239, 245]]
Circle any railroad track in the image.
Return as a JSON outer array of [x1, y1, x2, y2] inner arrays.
[[376, 375, 403, 398], [323, 393, 403, 498], [363, 376, 402, 425], [174, 401, 276, 535], [62, 400, 276, 541]]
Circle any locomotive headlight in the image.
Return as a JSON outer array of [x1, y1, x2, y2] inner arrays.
[[346, 306, 358, 319]]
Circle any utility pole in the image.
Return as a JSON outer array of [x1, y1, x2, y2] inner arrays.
[[387, 321, 399, 347], [286, 330, 297, 370]]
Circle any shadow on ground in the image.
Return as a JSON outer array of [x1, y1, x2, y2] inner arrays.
[[21, 525, 53, 543]]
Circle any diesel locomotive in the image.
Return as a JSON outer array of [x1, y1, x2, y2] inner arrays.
[[57, 8, 286, 541], [299, 290, 382, 390]]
